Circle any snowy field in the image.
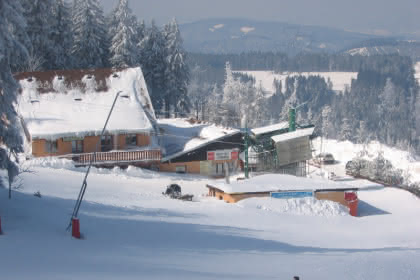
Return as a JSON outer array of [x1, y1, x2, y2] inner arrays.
[[415, 61, 420, 84], [312, 138, 420, 183], [1, 154, 420, 279], [235, 70, 358, 94]]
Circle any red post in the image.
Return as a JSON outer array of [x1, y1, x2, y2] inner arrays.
[[345, 192, 358, 217], [72, 218, 81, 239]]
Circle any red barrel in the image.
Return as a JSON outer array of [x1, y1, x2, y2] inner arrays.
[[345, 192, 358, 217], [72, 218, 81, 239]]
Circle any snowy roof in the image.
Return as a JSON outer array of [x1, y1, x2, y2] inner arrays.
[[251, 122, 289, 136], [16, 67, 156, 140], [208, 174, 358, 194], [158, 119, 241, 161], [271, 127, 315, 143]]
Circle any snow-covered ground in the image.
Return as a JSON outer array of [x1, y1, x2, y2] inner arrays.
[[415, 61, 420, 84], [312, 138, 420, 183], [1, 155, 420, 279], [235, 70, 357, 94]]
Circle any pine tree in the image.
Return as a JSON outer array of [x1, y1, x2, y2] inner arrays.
[[0, 0, 27, 194], [163, 18, 190, 117], [138, 20, 166, 111], [21, 0, 55, 70], [340, 117, 353, 141], [108, 0, 138, 68], [50, 0, 72, 69], [71, 0, 108, 69], [220, 61, 240, 127], [249, 83, 268, 127], [7, 0, 29, 72]]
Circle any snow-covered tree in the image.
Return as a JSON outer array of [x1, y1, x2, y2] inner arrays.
[[71, 0, 108, 69], [188, 64, 213, 120], [21, 0, 55, 70], [108, 0, 138, 68], [220, 61, 241, 126], [50, 0, 72, 69], [340, 117, 353, 141], [7, 0, 30, 72], [321, 105, 332, 139], [249, 83, 269, 127], [138, 20, 166, 111], [163, 18, 190, 117], [0, 0, 27, 195], [136, 20, 146, 44]]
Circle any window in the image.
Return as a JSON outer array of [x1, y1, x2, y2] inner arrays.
[[72, 140, 83, 153], [101, 135, 113, 152], [175, 165, 186, 173], [125, 134, 137, 147], [215, 163, 224, 175], [45, 140, 57, 154]]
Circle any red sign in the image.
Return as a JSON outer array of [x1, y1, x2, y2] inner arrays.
[[231, 151, 239, 160], [207, 151, 215, 161], [207, 149, 239, 161]]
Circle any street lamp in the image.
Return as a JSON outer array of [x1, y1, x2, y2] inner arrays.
[[67, 91, 129, 234]]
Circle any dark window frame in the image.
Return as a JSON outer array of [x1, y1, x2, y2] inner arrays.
[[72, 140, 84, 153], [101, 135, 113, 152], [125, 134, 137, 147], [45, 140, 58, 154]]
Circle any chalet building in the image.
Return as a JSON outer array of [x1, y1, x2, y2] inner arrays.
[[158, 124, 243, 176], [16, 67, 161, 168]]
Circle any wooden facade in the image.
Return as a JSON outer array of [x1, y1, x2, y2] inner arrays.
[[31, 133, 160, 166], [207, 185, 270, 203], [159, 132, 243, 176], [206, 184, 359, 216], [159, 158, 239, 176]]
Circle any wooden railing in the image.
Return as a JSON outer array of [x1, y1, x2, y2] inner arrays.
[[62, 149, 161, 166]]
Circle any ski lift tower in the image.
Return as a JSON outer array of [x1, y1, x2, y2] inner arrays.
[[289, 102, 308, 132]]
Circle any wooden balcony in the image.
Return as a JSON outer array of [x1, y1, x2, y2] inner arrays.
[[61, 149, 161, 166]]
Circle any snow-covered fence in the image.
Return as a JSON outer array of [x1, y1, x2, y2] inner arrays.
[[61, 150, 161, 166]]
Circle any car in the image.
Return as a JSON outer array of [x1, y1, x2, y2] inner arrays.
[[315, 153, 335, 164]]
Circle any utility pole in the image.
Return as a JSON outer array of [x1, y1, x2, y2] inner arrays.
[[289, 107, 296, 132], [244, 120, 249, 179]]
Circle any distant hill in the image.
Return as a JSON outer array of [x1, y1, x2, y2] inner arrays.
[[342, 38, 420, 61], [179, 18, 376, 55]]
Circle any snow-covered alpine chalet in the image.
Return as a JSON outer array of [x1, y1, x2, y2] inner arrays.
[[15, 67, 162, 168]]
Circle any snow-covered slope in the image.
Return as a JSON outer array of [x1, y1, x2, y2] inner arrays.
[[236, 70, 357, 94], [1, 158, 420, 279], [312, 138, 420, 183]]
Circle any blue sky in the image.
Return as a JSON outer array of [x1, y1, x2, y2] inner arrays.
[[100, 0, 420, 36]]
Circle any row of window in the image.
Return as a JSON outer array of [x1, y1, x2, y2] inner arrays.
[[44, 134, 140, 154]]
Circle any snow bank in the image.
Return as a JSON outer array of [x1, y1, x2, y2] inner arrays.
[[238, 197, 349, 216], [22, 156, 164, 179], [213, 173, 356, 193]]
